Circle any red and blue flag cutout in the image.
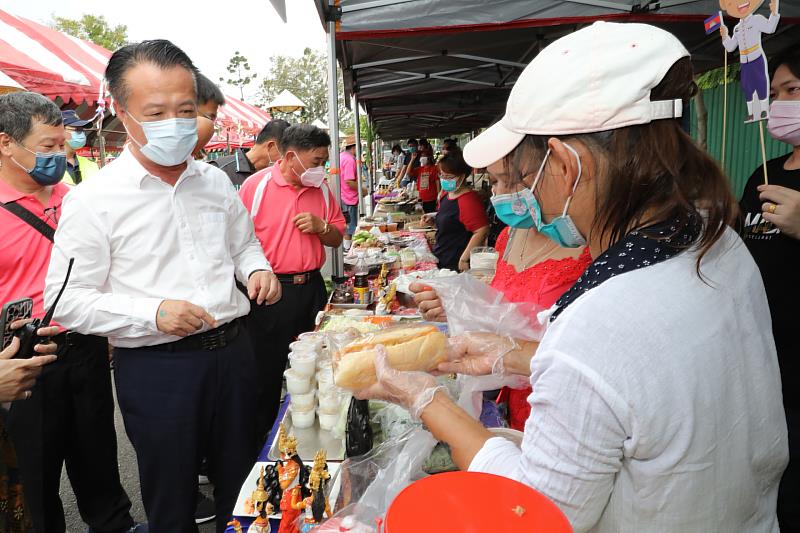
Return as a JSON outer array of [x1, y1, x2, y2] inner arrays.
[[704, 11, 723, 34]]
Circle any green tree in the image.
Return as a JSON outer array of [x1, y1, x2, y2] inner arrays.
[[258, 47, 352, 131], [51, 14, 128, 51], [220, 51, 257, 101]]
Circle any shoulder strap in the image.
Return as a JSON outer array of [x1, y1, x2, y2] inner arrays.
[[0, 201, 55, 242]]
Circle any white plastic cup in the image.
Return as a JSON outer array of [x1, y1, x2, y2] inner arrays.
[[284, 368, 312, 395], [318, 392, 341, 412], [291, 390, 316, 410], [291, 406, 316, 429], [290, 339, 321, 354], [316, 369, 334, 388], [316, 358, 333, 372], [298, 332, 327, 347], [317, 408, 339, 431], [289, 350, 317, 378]]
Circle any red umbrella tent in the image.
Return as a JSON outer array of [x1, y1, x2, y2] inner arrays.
[[0, 9, 271, 150]]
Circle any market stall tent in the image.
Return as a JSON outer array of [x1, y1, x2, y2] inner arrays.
[[0, 8, 272, 150], [314, 0, 800, 140]]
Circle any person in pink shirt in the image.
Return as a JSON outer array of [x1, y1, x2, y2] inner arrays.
[[339, 135, 362, 250], [0, 92, 139, 533], [239, 124, 345, 440]]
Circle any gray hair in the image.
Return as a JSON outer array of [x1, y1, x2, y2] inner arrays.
[[0, 92, 63, 142], [105, 39, 198, 108]]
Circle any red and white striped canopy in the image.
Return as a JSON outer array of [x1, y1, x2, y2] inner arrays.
[[0, 9, 270, 134]]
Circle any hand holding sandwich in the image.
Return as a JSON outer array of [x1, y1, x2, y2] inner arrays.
[[353, 345, 444, 420]]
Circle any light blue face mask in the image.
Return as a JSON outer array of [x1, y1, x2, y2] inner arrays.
[[67, 130, 87, 150], [490, 143, 586, 248]]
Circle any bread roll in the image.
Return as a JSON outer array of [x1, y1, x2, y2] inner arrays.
[[334, 325, 448, 390]]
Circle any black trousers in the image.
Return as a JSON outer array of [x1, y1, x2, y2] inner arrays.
[[114, 329, 257, 533], [6, 334, 133, 533], [246, 273, 327, 445], [779, 407, 800, 532]]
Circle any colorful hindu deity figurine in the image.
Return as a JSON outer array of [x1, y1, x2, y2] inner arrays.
[[247, 466, 274, 533], [294, 450, 332, 533], [276, 424, 309, 533]]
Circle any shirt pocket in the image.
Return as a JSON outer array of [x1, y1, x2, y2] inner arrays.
[[198, 211, 229, 260]]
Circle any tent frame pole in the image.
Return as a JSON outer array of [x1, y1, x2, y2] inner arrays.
[[354, 93, 365, 220], [326, 9, 344, 278]]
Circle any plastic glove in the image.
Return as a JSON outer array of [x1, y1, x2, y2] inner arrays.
[[353, 345, 445, 420], [410, 281, 447, 322], [440, 332, 519, 376]]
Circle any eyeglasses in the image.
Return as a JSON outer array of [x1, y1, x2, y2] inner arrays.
[[440, 173, 459, 180]]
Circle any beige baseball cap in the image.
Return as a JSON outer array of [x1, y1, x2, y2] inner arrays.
[[463, 21, 690, 169]]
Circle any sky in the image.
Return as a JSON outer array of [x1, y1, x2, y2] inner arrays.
[[4, 0, 327, 102]]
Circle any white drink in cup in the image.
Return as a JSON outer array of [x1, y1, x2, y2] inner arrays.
[[284, 368, 312, 395], [470, 246, 499, 271], [289, 350, 316, 378]]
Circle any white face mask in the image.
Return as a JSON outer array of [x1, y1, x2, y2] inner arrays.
[[125, 112, 198, 166], [292, 152, 326, 188], [419, 157, 429, 166], [767, 101, 800, 147]]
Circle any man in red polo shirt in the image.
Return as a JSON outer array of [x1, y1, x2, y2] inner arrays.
[[239, 123, 345, 440], [0, 92, 139, 533]]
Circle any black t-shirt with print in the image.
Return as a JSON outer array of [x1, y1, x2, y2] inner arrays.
[[740, 153, 800, 409]]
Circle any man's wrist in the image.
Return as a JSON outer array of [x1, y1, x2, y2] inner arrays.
[[248, 269, 268, 280]]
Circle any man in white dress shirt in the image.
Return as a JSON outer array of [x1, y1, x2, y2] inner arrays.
[[44, 40, 280, 533]]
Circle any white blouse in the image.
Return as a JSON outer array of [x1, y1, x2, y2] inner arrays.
[[469, 227, 788, 532]]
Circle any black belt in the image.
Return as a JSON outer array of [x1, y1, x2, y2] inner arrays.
[[50, 331, 105, 361], [275, 270, 321, 285], [142, 319, 242, 352]]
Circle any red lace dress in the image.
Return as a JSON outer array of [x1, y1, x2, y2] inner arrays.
[[491, 227, 592, 431]]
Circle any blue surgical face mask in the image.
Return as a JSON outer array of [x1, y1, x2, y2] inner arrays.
[[527, 144, 586, 248], [491, 188, 538, 229], [441, 176, 459, 192], [67, 130, 87, 150], [124, 112, 198, 167], [491, 143, 586, 248], [12, 144, 66, 186]]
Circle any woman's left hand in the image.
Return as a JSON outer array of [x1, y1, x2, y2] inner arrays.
[[353, 345, 443, 420], [759, 185, 800, 240]]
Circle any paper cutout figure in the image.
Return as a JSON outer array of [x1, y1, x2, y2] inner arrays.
[[719, 0, 780, 122]]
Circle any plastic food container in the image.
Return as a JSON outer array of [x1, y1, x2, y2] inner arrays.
[[318, 394, 341, 413], [289, 339, 321, 354], [317, 408, 340, 431], [284, 368, 312, 395], [316, 368, 334, 387], [298, 332, 327, 347], [316, 359, 333, 373], [291, 406, 315, 429], [289, 350, 317, 377], [291, 390, 316, 410]]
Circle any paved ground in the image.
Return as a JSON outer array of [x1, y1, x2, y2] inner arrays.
[[59, 375, 216, 533]]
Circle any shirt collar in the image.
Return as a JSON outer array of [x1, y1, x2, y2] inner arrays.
[[236, 148, 256, 173], [0, 177, 26, 203], [270, 161, 291, 188], [0, 177, 68, 205], [118, 147, 200, 188]]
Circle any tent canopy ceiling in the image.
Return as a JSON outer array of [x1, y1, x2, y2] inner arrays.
[[315, 0, 800, 140]]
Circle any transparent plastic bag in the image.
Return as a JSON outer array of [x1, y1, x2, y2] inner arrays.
[[326, 427, 436, 529], [426, 273, 546, 419]]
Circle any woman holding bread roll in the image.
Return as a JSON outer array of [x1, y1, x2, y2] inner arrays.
[[354, 22, 788, 532]]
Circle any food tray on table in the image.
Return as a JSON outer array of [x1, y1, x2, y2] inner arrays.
[[233, 461, 341, 519], [267, 406, 345, 462]]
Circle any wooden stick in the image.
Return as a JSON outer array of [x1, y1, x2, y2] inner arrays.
[[721, 51, 728, 171], [758, 120, 769, 186]]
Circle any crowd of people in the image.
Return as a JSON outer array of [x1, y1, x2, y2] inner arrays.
[[0, 19, 797, 533]]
